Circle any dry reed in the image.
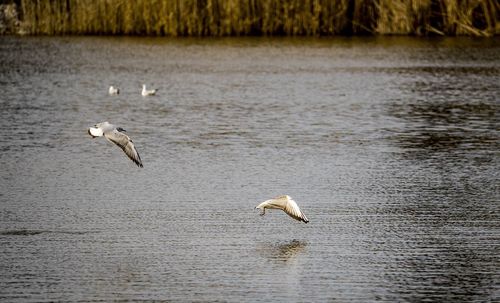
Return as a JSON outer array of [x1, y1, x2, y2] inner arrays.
[[18, 0, 499, 36]]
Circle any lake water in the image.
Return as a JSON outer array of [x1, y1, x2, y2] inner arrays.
[[0, 36, 498, 302]]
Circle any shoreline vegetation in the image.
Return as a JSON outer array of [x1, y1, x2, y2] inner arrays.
[[1, 0, 499, 36]]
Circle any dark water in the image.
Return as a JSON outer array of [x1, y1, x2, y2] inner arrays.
[[0, 36, 498, 302]]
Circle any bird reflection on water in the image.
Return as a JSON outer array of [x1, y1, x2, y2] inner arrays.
[[258, 240, 307, 263]]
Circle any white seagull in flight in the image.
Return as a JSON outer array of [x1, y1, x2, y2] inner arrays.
[[141, 84, 157, 96], [87, 121, 143, 167], [255, 195, 309, 223]]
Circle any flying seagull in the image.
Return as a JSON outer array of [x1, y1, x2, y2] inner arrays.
[[255, 195, 309, 223], [87, 121, 143, 167], [108, 86, 120, 95], [141, 84, 157, 96]]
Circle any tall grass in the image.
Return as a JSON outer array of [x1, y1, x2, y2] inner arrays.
[[19, 0, 499, 36]]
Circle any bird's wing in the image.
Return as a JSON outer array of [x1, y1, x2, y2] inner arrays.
[[266, 196, 288, 209], [104, 129, 143, 167], [283, 199, 309, 223]]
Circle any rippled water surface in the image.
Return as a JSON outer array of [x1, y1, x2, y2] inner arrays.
[[0, 36, 499, 302]]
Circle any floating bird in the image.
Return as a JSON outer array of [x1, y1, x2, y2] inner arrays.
[[141, 84, 157, 96], [255, 195, 309, 223], [87, 121, 143, 167], [108, 86, 120, 95]]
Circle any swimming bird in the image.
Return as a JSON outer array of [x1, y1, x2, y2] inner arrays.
[[87, 121, 143, 167], [141, 84, 157, 96], [108, 86, 120, 95], [255, 195, 309, 223]]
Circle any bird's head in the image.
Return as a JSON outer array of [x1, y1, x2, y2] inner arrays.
[[88, 126, 103, 137], [87, 128, 96, 138], [255, 200, 268, 210]]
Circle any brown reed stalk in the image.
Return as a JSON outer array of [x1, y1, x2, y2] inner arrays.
[[17, 0, 499, 36]]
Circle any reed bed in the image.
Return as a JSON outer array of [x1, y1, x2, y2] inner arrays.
[[19, 0, 499, 36]]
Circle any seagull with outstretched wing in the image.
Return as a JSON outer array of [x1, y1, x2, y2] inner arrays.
[[255, 195, 309, 223], [87, 121, 143, 167]]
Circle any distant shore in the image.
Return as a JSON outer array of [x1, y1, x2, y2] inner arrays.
[[2, 1, 499, 37]]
